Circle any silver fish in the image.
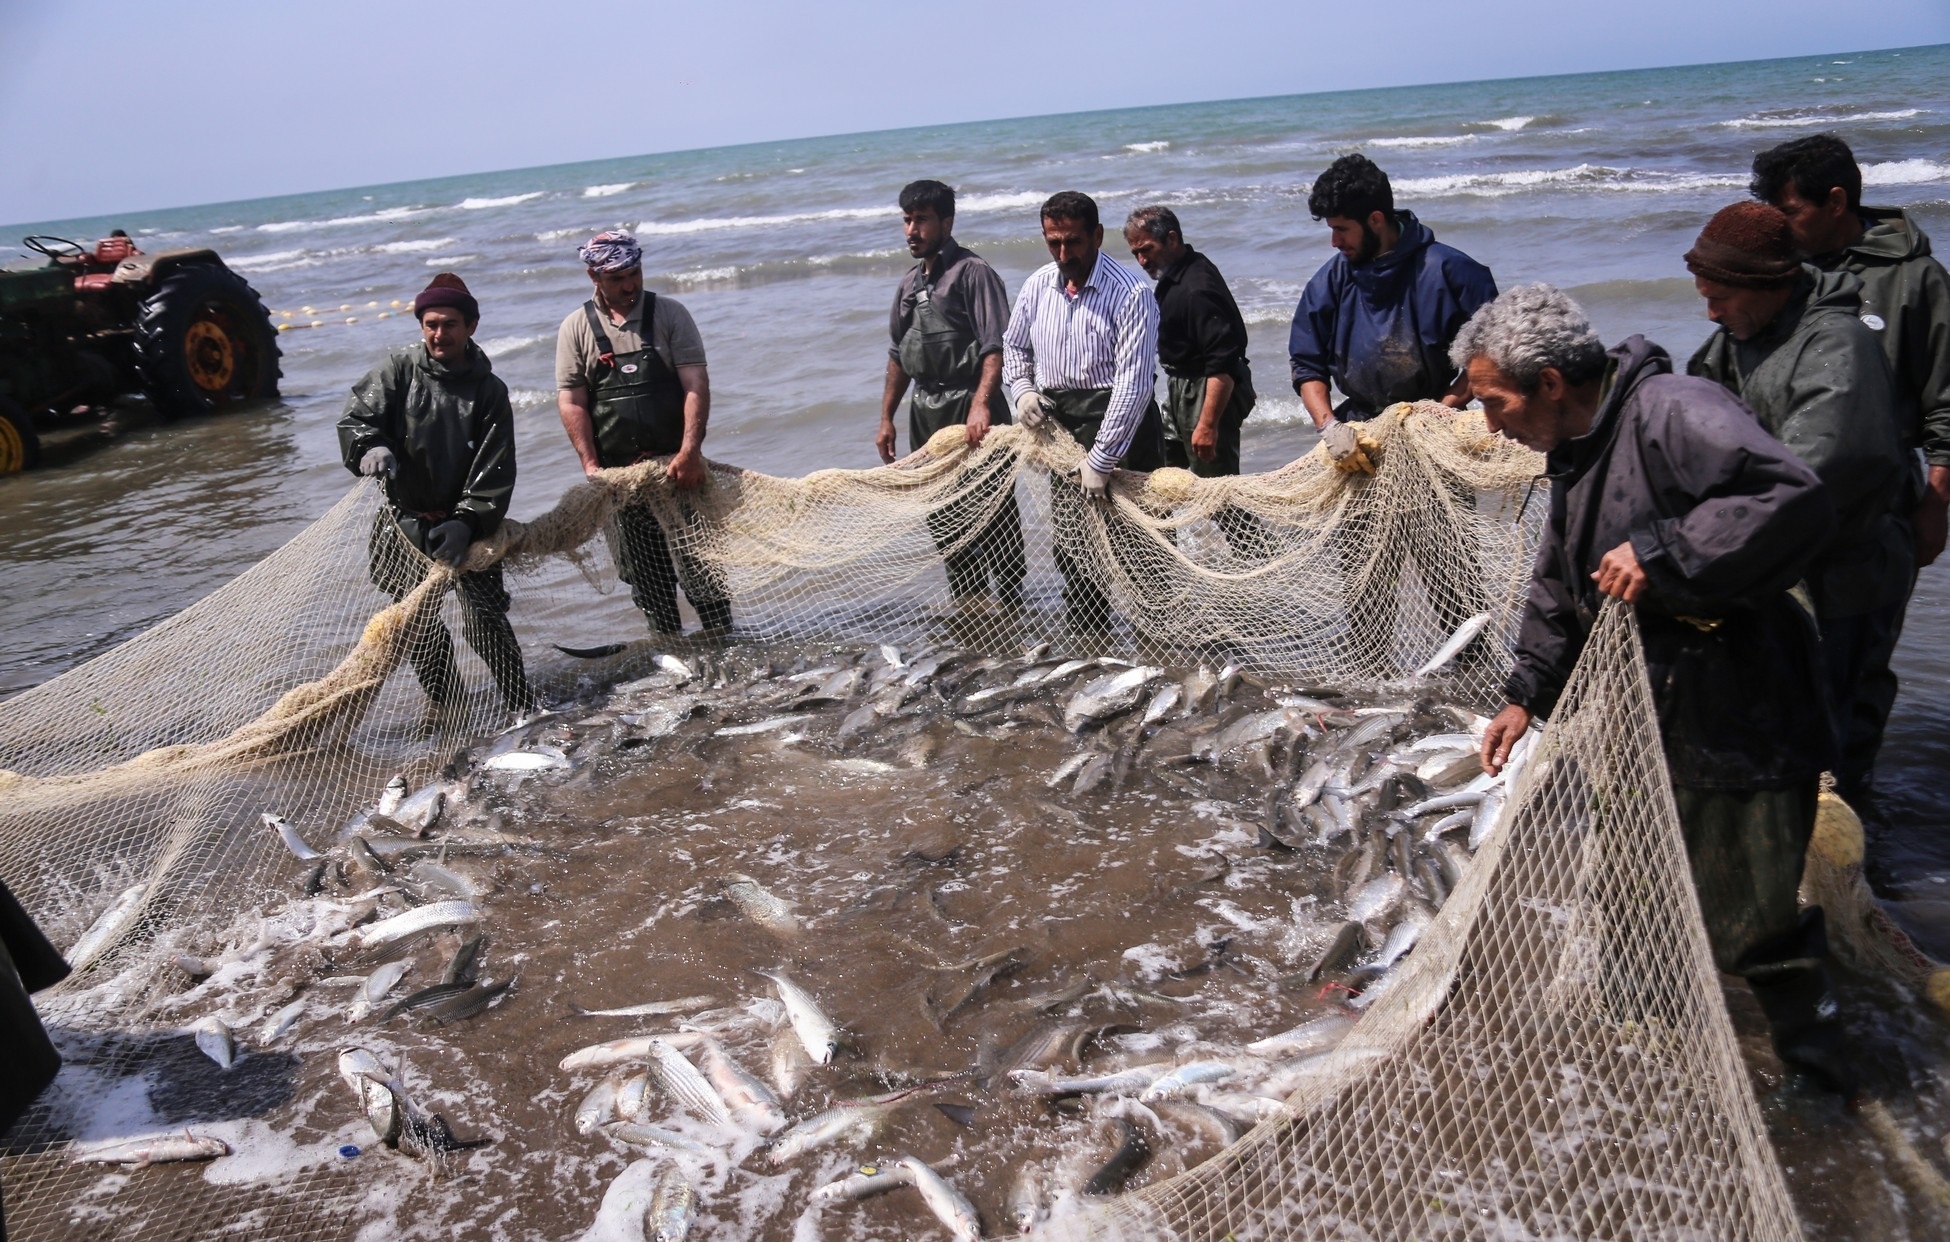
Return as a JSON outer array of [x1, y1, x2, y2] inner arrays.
[[574, 1078, 620, 1135], [688, 1031, 787, 1133], [645, 1037, 732, 1126], [257, 999, 305, 1043], [355, 900, 479, 950], [879, 643, 906, 670], [408, 860, 485, 901], [1071, 752, 1113, 795], [1006, 1166, 1046, 1234], [770, 1022, 812, 1100], [1290, 757, 1333, 812], [392, 783, 447, 833], [1421, 807, 1476, 842], [614, 1071, 651, 1121], [482, 746, 572, 772], [1400, 785, 1489, 820], [1373, 906, 1430, 970], [899, 1156, 983, 1242], [560, 1036, 660, 1073], [1141, 681, 1183, 725], [714, 714, 814, 737], [1414, 611, 1492, 678], [66, 882, 147, 968], [811, 1163, 914, 1204], [604, 1121, 713, 1156], [1009, 1064, 1164, 1096], [766, 1097, 899, 1164], [1045, 752, 1094, 789], [192, 1015, 236, 1070], [1139, 1060, 1237, 1101], [1469, 786, 1507, 851], [260, 813, 322, 860], [724, 875, 801, 935], [649, 1164, 699, 1242], [376, 774, 407, 817], [758, 968, 840, 1064], [71, 1130, 230, 1167], [1063, 666, 1164, 732], [1349, 872, 1405, 924], [1246, 1012, 1354, 1057], [573, 994, 719, 1019]]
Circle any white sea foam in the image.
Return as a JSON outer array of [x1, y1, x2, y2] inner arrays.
[[459, 192, 545, 210], [668, 266, 740, 285], [227, 249, 313, 273], [1486, 116, 1536, 131], [1395, 163, 1743, 198], [1125, 141, 1170, 153], [1862, 159, 1950, 186], [583, 182, 637, 198], [372, 238, 457, 254], [1370, 134, 1476, 149], [477, 333, 549, 357], [957, 190, 1046, 213], [258, 205, 427, 233], [1719, 107, 1924, 130], [423, 254, 479, 266], [208, 225, 243, 234]]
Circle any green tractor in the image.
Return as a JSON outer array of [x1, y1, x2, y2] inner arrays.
[[0, 232, 281, 473]]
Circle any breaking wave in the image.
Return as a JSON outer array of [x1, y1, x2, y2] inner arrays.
[[372, 238, 458, 254], [458, 192, 545, 210], [1394, 163, 1745, 198], [1719, 107, 1925, 129], [583, 183, 638, 198], [257, 205, 429, 234], [1861, 158, 1950, 186]]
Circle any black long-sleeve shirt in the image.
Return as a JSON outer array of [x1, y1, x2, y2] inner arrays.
[[1154, 248, 1251, 380]]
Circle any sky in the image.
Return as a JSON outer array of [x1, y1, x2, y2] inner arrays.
[[2, 0, 1948, 227]]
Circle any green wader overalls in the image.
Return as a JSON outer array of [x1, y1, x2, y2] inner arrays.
[[896, 282, 1026, 602], [584, 295, 731, 633], [1043, 388, 1168, 630]]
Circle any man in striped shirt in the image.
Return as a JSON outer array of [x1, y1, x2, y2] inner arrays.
[[1004, 191, 1167, 628]]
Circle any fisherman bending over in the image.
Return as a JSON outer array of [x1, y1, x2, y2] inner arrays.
[[556, 230, 731, 636], [1288, 155, 1499, 670], [1468, 285, 1850, 1094], [1684, 202, 1911, 812], [1004, 191, 1167, 630], [877, 179, 1027, 608], [338, 273, 534, 720], [1752, 133, 1950, 821]]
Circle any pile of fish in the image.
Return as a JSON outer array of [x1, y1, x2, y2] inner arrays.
[[55, 615, 1537, 1240]]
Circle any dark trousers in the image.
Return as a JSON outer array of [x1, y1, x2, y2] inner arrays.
[[1819, 594, 1907, 809], [1045, 389, 1166, 630], [611, 500, 732, 634], [369, 513, 533, 713], [910, 392, 1027, 601], [1162, 373, 1268, 557]]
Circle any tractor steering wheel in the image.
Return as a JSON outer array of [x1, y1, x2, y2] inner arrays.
[[23, 235, 88, 261]]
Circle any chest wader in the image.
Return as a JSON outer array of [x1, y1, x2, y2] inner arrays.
[[584, 296, 732, 634], [897, 285, 1025, 603], [1161, 364, 1268, 556], [1043, 388, 1168, 632]]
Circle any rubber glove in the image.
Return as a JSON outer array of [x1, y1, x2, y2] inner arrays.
[[1015, 389, 1053, 430], [1320, 421, 1375, 474], [359, 446, 398, 478], [1078, 460, 1111, 503], [426, 519, 471, 567]]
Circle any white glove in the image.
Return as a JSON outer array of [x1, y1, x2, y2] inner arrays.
[[359, 446, 398, 478], [1319, 421, 1359, 463], [1015, 389, 1052, 429], [1078, 460, 1111, 502]]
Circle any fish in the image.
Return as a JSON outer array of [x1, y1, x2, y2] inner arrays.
[[423, 977, 513, 1025], [644, 1038, 733, 1127], [1371, 906, 1430, 971], [66, 882, 147, 968], [714, 714, 813, 737], [1247, 1012, 1355, 1057], [554, 642, 630, 659], [574, 1078, 620, 1135], [378, 981, 472, 1022], [377, 774, 407, 817], [355, 900, 480, 950], [757, 968, 840, 1064], [899, 1156, 983, 1241], [1139, 1060, 1237, 1101], [1153, 1100, 1248, 1146], [811, 1163, 914, 1204], [350, 959, 411, 1020], [70, 1130, 231, 1168], [561, 1036, 663, 1073], [649, 1164, 699, 1242], [688, 1031, 787, 1133], [656, 653, 696, 682], [1141, 681, 1183, 725], [258, 999, 305, 1042], [579, 1158, 664, 1242], [1071, 752, 1114, 796], [1006, 1166, 1046, 1234], [337, 1048, 404, 1146], [878, 644, 906, 670], [1083, 1119, 1153, 1195], [192, 1015, 236, 1070], [1469, 786, 1507, 851], [1417, 748, 1482, 788], [392, 783, 447, 833], [260, 813, 322, 860], [1401, 786, 1489, 820], [1063, 666, 1164, 732], [573, 994, 719, 1019], [1045, 752, 1094, 789], [604, 1122, 713, 1157], [1421, 807, 1476, 841], [1349, 872, 1406, 925], [764, 1101, 886, 1164], [1305, 922, 1365, 982], [1414, 611, 1493, 678], [1009, 1065, 1165, 1097], [724, 875, 801, 935], [770, 1023, 812, 1100], [411, 860, 485, 901], [483, 747, 572, 772]]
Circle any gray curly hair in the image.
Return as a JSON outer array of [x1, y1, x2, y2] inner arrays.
[[1448, 283, 1608, 391]]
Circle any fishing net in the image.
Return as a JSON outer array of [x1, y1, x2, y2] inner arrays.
[[0, 400, 1802, 1239]]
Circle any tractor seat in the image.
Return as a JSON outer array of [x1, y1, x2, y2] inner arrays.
[[73, 273, 116, 292]]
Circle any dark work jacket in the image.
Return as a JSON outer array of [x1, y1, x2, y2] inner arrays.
[[1506, 337, 1835, 790], [1, 878, 69, 1131], [337, 342, 516, 538], [1811, 207, 1950, 466], [1287, 211, 1497, 419], [1688, 269, 1912, 618]]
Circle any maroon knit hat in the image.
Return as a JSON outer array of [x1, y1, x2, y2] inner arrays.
[[1684, 202, 1800, 289], [414, 272, 479, 322]]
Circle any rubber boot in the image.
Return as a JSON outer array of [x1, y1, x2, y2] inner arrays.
[[1739, 909, 1856, 1096]]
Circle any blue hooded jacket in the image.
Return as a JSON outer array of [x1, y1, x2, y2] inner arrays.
[[1287, 211, 1498, 420]]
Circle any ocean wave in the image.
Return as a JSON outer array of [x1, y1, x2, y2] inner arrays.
[[372, 238, 458, 254], [637, 206, 885, 235], [1485, 116, 1536, 131], [536, 225, 603, 243], [227, 249, 312, 272], [477, 333, 550, 357], [667, 265, 740, 285], [258, 205, 428, 234], [1862, 159, 1950, 186], [459, 192, 545, 210], [209, 225, 244, 234], [506, 388, 555, 411], [423, 254, 479, 266], [1125, 141, 1170, 153], [1394, 163, 1744, 198], [1719, 107, 1924, 129], [583, 182, 637, 198], [1369, 134, 1476, 149]]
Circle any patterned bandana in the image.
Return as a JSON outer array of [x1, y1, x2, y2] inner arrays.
[[578, 230, 643, 273]]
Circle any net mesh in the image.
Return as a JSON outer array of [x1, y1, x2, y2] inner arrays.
[[0, 401, 1802, 1240]]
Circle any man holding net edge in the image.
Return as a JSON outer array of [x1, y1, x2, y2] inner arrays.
[[556, 230, 732, 637], [339, 272, 536, 724], [1467, 285, 1852, 1095], [876, 179, 1027, 610], [1288, 155, 1499, 673], [1005, 191, 1168, 632]]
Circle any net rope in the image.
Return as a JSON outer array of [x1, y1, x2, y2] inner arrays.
[[0, 402, 1802, 1239]]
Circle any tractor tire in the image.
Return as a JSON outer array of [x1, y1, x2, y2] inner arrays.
[[135, 263, 281, 419], [0, 397, 39, 474]]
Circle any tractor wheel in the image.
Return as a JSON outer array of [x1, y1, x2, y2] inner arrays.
[[0, 398, 39, 474], [135, 264, 281, 419]]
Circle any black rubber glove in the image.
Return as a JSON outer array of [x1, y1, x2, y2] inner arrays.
[[427, 519, 471, 567], [359, 447, 398, 478]]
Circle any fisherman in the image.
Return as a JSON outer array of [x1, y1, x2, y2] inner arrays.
[[1751, 133, 1950, 819], [339, 272, 534, 720], [1288, 155, 1499, 668], [1004, 191, 1167, 630], [877, 179, 1027, 607], [556, 230, 731, 635], [1684, 201, 1912, 810], [1, 876, 68, 1238], [1467, 284, 1850, 1093]]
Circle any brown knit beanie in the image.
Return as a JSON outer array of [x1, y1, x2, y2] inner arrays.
[[1684, 202, 1800, 288], [414, 272, 479, 322]]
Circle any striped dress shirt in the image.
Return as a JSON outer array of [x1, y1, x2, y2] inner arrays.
[[1003, 250, 1160, 475]]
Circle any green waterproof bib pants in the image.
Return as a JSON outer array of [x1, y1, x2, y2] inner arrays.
[[1045, 388, 1167, 630]]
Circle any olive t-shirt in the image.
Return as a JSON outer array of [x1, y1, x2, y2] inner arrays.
[[555, 291, 708, 390]]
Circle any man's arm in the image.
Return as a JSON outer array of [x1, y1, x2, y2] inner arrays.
[[1086, 282, 1161, 474], [557, 386, 605, 478], [1298, 380, 1336, 430], [336, 359, 399, 474], [1437, 256, 1498, 408], [1002, 281, 1037, 404], [1288, 268, 1338, 422], [1194, 374, 1236, 461], [668, 365, 710, 490], [966, 351, 1002, 448], [878, 358, 911, 463], [1908, 260, 1950, 565], [455, 379, 516, 538], [1187, 285, 1245, 459]]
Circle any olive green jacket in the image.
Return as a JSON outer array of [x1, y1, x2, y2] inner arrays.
[[1811, 207, 1950, 467], [1688, 268, 1912, 617], [337, 342, 515, 538]]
